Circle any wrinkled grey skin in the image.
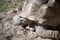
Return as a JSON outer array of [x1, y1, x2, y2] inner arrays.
[[36, 26, 59, 39]]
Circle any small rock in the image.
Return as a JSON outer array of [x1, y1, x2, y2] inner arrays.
[[0, 36, 7, 40], [26, 31, 37, 40]]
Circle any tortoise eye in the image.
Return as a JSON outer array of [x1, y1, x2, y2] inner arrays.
[[19, 16, 22, 18], [19, 16, 26, 19]]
